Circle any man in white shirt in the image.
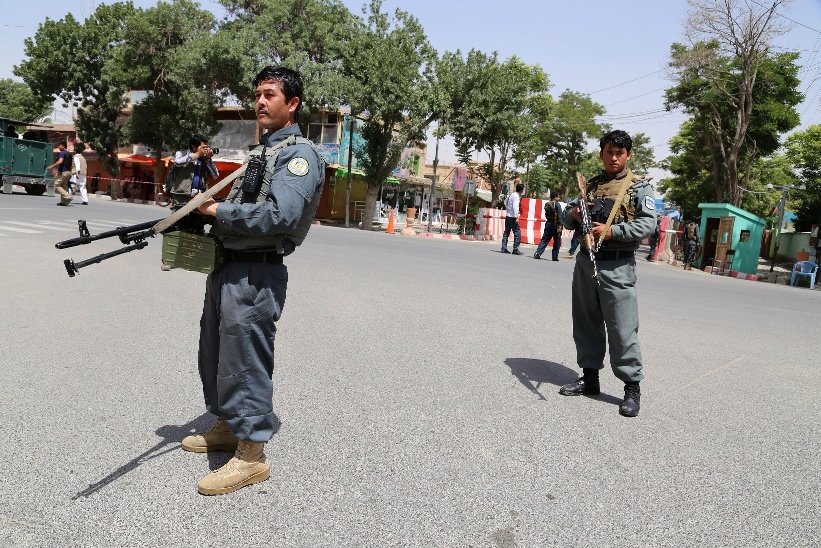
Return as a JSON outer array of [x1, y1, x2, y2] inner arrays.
[[70, 142, 88, 205], [501, 182, 524, 255]]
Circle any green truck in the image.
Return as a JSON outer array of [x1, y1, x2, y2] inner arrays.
[[0, 117, 54, 196]]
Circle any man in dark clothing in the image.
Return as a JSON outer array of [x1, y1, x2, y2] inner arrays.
[[534, 191, 563, 261], [47, 141, 73, 205], [681, 220, 700, 270]]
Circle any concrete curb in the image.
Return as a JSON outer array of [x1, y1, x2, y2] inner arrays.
[[415, 232, 496, 241], [701, 265, 758, 281]]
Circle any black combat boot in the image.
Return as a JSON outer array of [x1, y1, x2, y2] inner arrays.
[[619, 382, 641, 417], [558, 369, 600, 396]]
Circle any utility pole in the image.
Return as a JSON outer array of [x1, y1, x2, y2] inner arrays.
[[345, 115, 354, 228], [426, 135, 440, 233], [768, 182, 806, 272]]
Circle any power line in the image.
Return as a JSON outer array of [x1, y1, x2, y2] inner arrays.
[[749, 0, 821, 35], [603, 88, 667, 107], [587, 70, 665, 95]]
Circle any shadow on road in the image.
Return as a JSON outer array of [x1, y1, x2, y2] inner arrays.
[[72, 412, 279, 499], [504, 358, 621, 406]]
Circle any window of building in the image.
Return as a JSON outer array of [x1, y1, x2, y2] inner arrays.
[[307, 112, 340, 145]]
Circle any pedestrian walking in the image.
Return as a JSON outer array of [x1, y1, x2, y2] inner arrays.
[[70, 142, 89, 205], [559, 130, 656, 417], [500, 182, 523, 255], [533, 190, 563, 261], [47, 141, 73, 205]]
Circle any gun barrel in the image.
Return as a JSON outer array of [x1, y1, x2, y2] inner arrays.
[[55, 219, 162, 249]]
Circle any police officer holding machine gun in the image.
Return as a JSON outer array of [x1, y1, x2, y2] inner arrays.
[[560, 130, 656, 417], [57, 66, 324, 495], [181, 66, 324, 495]]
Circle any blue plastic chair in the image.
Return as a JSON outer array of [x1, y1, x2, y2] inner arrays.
[[790, 261, 818, 289]]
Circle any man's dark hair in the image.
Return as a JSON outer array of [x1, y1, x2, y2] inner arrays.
[[550, 190, 560, 200], [58, 140, 67, 148], [599, 130, 632, 152], [515, 183, 524, 194], [74, 142, 85, 153], [253, 66, 304, 116], [188, 134, 207, 151]]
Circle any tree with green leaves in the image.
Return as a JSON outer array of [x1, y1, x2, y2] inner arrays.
[[440, 50, 550, 205], [342, 0, 438, 229], [785, 125, 821, 231], [15, 2, 136, 176], [115, 0, 222, 159], [538, 90, 607, 197], [665, 0, 797, 206], [662, 47, 802, 218], [0, 79, 51, 122], [215, 0, 359, 113]]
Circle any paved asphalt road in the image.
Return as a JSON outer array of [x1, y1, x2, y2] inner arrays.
[[0, 193, 818, 547]]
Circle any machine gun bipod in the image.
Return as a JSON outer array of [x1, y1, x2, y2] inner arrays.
[[56, 219, 164, 277]]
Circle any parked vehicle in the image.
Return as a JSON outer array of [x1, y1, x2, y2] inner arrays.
[[0, 117, 53, 196]]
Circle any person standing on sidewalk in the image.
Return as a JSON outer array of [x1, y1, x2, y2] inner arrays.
[[47, 141, 73, 205], [558, 130, 656, 417], [681, 219, 700, 270], [533, 191, 563, 261], [182, 66, 324, 496], [500, 182, 524, 255]]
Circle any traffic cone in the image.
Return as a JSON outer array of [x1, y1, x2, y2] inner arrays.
[[386, 208, 395, 234]]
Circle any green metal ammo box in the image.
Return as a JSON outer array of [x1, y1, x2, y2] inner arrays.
[[161, 231, 224, 274]]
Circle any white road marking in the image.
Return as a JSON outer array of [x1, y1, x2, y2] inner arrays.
[[5, 221, 66, 231], [0, 225, 40, 234]]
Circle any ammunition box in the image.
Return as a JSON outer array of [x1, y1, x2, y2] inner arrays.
[[161, 231, 224, 274]]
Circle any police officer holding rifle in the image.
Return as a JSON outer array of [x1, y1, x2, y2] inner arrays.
[[560, 130, 656, 417]]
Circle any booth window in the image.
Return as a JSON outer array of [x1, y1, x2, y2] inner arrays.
[[740, 230, 750, 242]]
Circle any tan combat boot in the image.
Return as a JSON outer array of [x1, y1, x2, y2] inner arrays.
[[181, 417, 239, 453], [197, 440, 270, 496]]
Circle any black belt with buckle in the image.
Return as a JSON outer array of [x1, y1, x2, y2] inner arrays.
[[594, 249, 634, 261], [224, 249, 283, 265]]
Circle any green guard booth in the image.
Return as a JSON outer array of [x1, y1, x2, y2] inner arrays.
[[697, 203, 766, 275]]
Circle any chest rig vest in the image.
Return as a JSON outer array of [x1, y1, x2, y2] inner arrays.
[[217, 135, 323, 254], [588, 170, 639, 226], [168, 162, 200, 203]]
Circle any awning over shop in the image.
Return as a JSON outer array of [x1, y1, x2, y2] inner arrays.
[[214, 160, 243, 172], [118, 153, 156, 166], [333, 166, 400, 185], [475, 188, 492, 203]]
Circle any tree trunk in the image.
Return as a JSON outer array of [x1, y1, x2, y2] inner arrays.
[[360, 183, 380, 230], [488, 148, 498, 205]]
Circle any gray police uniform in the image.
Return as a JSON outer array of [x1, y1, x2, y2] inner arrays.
[[563, 168, 655, 383], [198, 124, 324, 442]]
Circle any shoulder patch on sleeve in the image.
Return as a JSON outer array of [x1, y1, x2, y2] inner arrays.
[[287, 157, 310, 176], [644, 196, 656, 210]]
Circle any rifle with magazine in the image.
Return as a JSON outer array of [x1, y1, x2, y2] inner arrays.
[[575, 172, 600, 285]]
